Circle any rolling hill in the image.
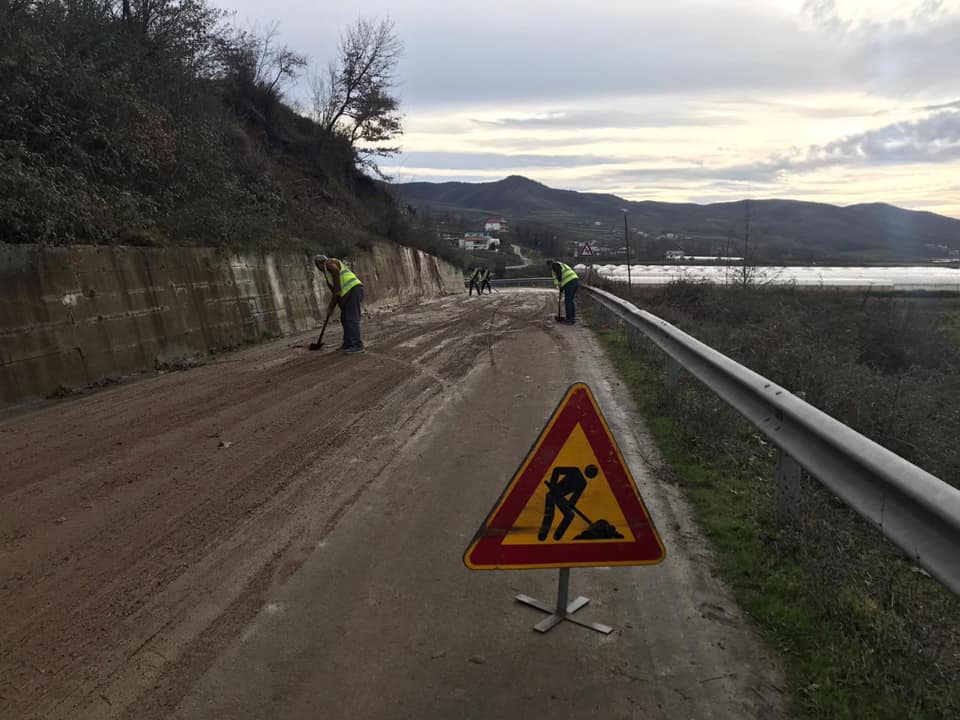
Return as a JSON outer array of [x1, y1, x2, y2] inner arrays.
[[396, 176, 960, 261]]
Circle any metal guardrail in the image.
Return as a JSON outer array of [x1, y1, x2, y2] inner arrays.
[[583, 284, 960, 597], [494, 277, 555, 287], [464, 277, 555, 288]]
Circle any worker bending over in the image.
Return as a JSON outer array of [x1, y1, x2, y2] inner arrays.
[[480, 266, 493, 294], [313, 254, 365, 353], [468, 267, 482, 296], [549, 260, 580, 324]]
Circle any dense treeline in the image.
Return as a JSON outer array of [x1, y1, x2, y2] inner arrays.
[[0, 0, 428, 256]]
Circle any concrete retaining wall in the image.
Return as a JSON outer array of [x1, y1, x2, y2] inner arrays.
[[0, 242, 463, 406]]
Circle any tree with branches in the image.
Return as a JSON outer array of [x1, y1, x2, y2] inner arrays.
[[216, 21, 307, 96], [312, 16, 403, 175]]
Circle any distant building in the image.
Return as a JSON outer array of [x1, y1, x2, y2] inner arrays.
[[459, 233, 500, 251], [484, 217, 506, 233]]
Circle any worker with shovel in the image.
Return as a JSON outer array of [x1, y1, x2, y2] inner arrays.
[[310, 254, 364, 354], [468, 266, 482, 296], [538, 463, 624, 542], [548, 260, 580, 324], [480, 266, 494, 294]]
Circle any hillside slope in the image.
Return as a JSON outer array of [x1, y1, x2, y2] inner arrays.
[[398, 176, 960, 260], [0, 1, 450, 263]]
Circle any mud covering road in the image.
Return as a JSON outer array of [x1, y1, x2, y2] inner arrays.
[[1, 290, 784, 719]]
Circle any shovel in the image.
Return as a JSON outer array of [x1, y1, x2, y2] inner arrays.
[[308, 313, 331, 351], [555, 291, 564, 322], [543, 481, 623, 540]]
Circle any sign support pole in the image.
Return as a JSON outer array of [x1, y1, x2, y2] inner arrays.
[[515, 568, 613, 634]]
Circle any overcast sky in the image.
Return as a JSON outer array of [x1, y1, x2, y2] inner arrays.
[[218, 0, 960, 217]]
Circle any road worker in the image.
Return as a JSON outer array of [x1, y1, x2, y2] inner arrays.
[[480, 266, 493, 294], [549, 259, 580, 324], [468, 266, 482, 296], [313, 254, 365, 353]]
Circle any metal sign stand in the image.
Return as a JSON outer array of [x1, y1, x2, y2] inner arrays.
[[515, 568, 613, 634]]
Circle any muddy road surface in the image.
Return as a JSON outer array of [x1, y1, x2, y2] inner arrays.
[[1, 290, 783, 719]]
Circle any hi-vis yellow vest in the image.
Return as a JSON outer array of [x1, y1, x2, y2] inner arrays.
[[324, 260, 362, 297], [553, 262, 578, 289]]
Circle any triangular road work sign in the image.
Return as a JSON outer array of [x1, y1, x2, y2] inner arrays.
[[578, 241, 595, 257], [464, 383, 665, 570]]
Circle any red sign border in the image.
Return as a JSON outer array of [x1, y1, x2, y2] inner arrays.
[[463, 383, 665, 569]]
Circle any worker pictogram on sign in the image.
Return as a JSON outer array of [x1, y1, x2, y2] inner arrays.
[[577, 241, 595, 257], [463, 382, 665, 571]]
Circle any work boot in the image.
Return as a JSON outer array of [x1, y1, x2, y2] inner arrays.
[[343, 346, 365, 354]]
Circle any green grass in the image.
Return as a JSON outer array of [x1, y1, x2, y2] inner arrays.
[[942, 310, 960, 345], [592, 323, 960, 720]]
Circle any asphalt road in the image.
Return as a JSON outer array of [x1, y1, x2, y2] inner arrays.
[[0, 290, 784, 719]]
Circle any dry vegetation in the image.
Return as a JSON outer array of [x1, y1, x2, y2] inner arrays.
[[0, 1, 462, 264]]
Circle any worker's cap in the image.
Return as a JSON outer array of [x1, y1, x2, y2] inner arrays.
[[546, 258, 557, 265], [313, 254, 328, 268]]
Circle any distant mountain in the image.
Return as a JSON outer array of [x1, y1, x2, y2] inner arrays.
[[396, 175, 960, 261]]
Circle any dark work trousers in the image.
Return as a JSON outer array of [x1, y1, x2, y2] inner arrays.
[[481, 279, 492, 294], [468, 279, 481, 296], [339, 286, 364, 349], [563, 279, 580, 321]]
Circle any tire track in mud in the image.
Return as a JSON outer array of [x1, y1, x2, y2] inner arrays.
[[2, 361, 419, 719]]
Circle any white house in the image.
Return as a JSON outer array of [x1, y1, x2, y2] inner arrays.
[[484, 217, 505, 233], [459, 233, 500, 251]]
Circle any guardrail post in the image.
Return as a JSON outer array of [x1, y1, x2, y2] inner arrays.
[[665, 357, 681, 389], [775, 450, 802, 523]]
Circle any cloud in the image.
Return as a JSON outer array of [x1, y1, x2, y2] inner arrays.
[[799, 1, 960, 98], [813, 109, 960, 163], [587, 104, 960, 187], [919, 99, 960, 111], [395, 4, 842, 106], [597, 104, 960, 185], [396, 151, 629, 170], [754, 105, 960, 176], [400, 103, 960, 191], [473, 108, 744, 130], [393, 1, 960, 108], [801, 0, 851, 34]]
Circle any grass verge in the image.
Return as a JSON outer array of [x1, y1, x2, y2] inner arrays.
[[591, 321, 959, 720]]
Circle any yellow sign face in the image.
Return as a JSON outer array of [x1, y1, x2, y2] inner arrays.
[[501, 423, 630, 545], [464, 383, 665, 570]]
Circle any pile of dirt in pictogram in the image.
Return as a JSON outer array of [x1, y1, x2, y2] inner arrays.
[[574, 520, 624, 539]]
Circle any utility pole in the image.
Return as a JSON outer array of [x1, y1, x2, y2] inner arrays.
[[622, 210, 632, 297], [742, 184, 751, 286]]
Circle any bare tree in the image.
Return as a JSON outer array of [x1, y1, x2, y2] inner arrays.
[[315, 16, 404, 173], [309, 61, 338, 126], [252, 21, 306, 93], [215, 21, 306, 96]]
